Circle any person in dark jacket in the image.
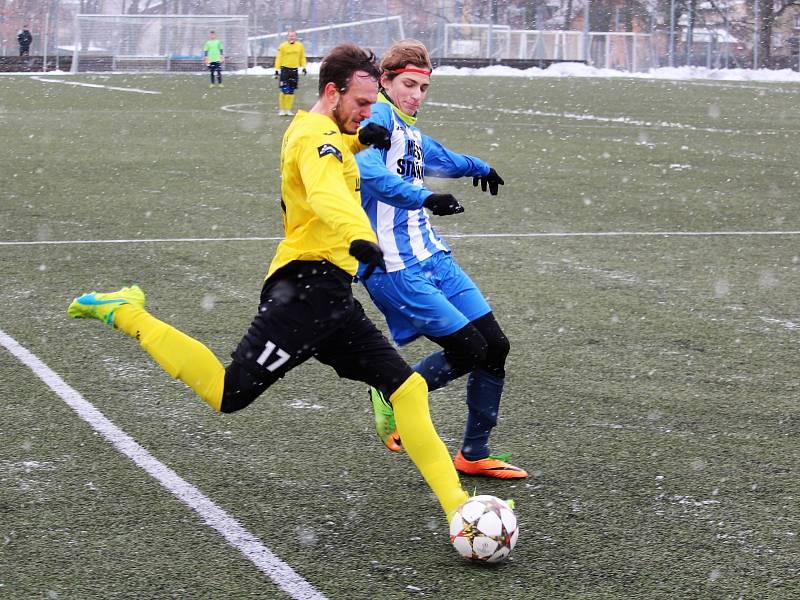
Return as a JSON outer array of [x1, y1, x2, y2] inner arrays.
[[18, 26, 33, 57]]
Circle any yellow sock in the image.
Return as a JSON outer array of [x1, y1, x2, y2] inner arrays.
[[286, 94, 295, 111], [391, 373, 469, 519], [279, 93, 287, 110], [114, 305, 225, 411]]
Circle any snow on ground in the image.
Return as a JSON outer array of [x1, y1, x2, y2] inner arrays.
[[434, 62, 800, 83], [243, 61, 800, 83], [10, 62, 800, 83]]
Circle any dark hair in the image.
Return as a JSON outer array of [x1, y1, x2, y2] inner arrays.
[[318, 43, 380, 96]]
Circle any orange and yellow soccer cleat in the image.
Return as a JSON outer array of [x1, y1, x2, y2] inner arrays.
[[454, 450, 528, 479]]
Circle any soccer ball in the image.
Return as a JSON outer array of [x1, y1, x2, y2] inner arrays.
[[449, 495, 519, 563]]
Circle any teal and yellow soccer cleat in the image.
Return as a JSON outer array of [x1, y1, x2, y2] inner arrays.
[[369, 387, 403, 452], [67, 285, 145, 327]]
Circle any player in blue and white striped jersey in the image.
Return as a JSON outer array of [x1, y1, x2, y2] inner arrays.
[[355, 40, 527, 479]]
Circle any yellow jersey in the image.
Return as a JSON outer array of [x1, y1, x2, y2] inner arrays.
[[267, 111, 375, 279], [274, 40, 307, 70]]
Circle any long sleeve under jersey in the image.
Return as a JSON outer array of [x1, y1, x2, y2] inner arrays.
[[356, 98, 490, 274]]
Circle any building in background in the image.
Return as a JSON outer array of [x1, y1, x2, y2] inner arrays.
[[1, 0, 798, 71]]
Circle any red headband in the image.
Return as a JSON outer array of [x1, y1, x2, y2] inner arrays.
[[388, 67, 432, 77]]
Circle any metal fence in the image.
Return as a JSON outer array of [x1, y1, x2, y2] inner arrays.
[[443, 24, 657, 71], [2, 1, 798, 71], [70, 14, 250, 73], [248, 16, 404, 59]]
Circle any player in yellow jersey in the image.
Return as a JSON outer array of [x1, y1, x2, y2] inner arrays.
[[274, 29, 307, 115], [68, 43, 470, 523]]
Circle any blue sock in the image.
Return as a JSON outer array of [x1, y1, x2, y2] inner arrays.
[[461, 369, 504, 460], [413, 351, 456, 392]]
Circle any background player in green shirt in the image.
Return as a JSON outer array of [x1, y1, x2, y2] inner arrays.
[[203, 30, 224, 88]]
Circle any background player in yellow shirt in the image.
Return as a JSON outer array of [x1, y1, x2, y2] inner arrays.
[[274, 29, 307, 115], [68, 43, 470, 524]]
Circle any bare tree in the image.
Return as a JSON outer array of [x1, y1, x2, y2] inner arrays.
[[582, 0, 650, 32], [757, 0, 800, 67]]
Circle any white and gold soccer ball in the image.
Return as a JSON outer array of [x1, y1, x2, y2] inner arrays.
[[449, 495, 519, 563]]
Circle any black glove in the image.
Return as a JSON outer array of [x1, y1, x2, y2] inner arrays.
[[273, 70, 279, 79], [302, 68, 307, 75], [349, 240, 386, 281], [472, 167, 504, 196], [357, 123, 391, 150], [423, 193, 464, 216]]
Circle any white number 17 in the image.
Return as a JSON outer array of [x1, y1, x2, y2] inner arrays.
[[256, 340, 291, 372]]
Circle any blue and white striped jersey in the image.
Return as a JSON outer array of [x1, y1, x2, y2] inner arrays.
[[356, 99, 490, 274]]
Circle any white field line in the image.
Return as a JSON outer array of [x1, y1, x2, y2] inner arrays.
[[31, 76, 161, 95], [758, 316, 800, 331], [221, 102, 267, 114], [681, 81, 800, 94], [0, 236, 282, 246], [221, 98, 796, 134], [222, 100, 737, 133], [428, 101, 752, 135], [1, 230, 800, 247], [0, 329, 327, 600]]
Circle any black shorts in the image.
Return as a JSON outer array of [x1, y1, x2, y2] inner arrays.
[[279, 67, 299, 91], [208, 61, 222, 71], [221, 261, 413, 412]]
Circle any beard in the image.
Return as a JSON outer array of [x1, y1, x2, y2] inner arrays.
[[331, 103, 357, 134]]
